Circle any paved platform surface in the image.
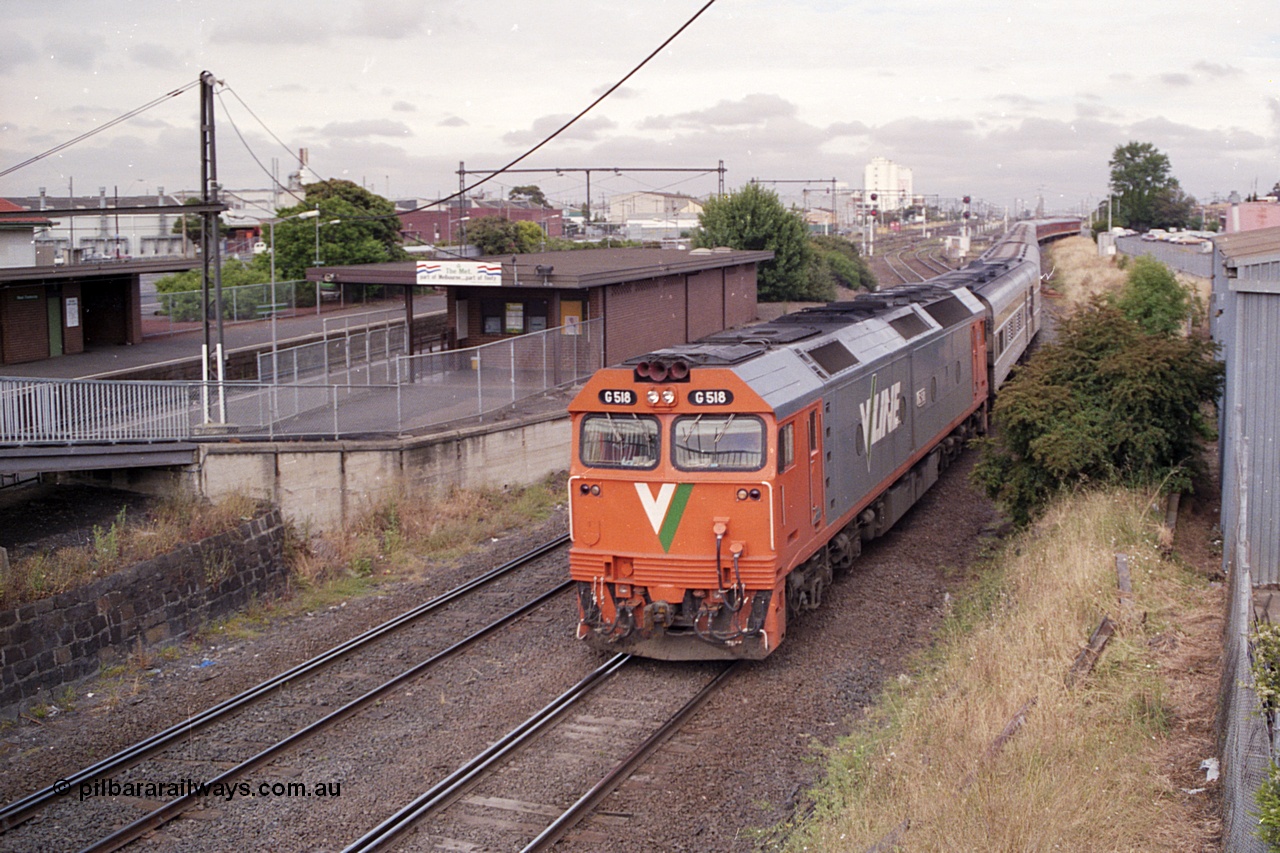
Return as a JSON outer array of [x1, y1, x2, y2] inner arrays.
[[0, 294, 444, 381]]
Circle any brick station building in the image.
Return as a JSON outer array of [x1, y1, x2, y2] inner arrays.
[[309, 247, 773, 366]]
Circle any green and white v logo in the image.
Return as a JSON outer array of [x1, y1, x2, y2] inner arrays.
[[635, 483, 693, 552]]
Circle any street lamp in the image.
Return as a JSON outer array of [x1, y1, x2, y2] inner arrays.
[[265, 209, 319, 383]]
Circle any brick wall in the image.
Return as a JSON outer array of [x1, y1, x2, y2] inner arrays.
[[0, 507, 287, 716], [1, 286, 49, 364]]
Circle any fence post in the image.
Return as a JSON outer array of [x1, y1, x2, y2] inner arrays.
[[476, 351, 483, 416]]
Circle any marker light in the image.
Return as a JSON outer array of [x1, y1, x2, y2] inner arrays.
[[736, 488, 749, 501]]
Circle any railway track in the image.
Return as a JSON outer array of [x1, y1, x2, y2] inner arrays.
[[0, 536, 572, 852], [347, 657, 740, 851]]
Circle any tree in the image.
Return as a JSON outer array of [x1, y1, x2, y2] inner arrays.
[[467, 216, 520, 254], [509, 185, 549, 207], [692, 184, 813, 302], [809, 235, 875, 297], [1108, 141, 1194, 232], [972, 298, 1222, 525], [171, 197, 229, 250], [268, 180, 406, 280]]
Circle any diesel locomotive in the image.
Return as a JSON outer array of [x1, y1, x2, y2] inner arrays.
[[567, 220, 1076, 660]]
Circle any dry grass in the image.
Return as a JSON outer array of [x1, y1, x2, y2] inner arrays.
[[785, 488, 1222, 851], [1044, 236, 1128, 307], [288, 473, 566, 589], [0, 493, 261, 607]]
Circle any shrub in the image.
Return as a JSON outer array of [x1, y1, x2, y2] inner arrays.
[[1113, 256, 1193, 336], [973, 298, 1222, 525]]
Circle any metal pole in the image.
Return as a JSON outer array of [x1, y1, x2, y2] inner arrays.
[[269, 220, 278, 384]]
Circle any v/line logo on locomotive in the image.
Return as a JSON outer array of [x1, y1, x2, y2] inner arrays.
[[859, 377, 903, 457], [635, 482, 694, 553]]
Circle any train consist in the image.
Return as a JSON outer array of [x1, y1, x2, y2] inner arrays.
[[567, 219, 1079, 660]]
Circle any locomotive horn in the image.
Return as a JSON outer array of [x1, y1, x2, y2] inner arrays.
[[646, 360, 669, 382], [635, 361, 652, 378], [667, 360, 690, 380]]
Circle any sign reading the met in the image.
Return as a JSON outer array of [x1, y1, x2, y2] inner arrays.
[[416, 260, 504, 286]]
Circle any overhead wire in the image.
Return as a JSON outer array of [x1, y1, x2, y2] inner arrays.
[[399, 0, 720, 216], [0, 78, 202, 180], [213, 87, 308, 206]]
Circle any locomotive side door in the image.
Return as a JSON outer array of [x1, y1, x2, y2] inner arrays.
[[971, 320, 989, 401], [807, 406, 823, 529]]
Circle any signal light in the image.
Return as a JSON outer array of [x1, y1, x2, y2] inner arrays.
[[869, 193, 878, 201], [871, 208, 878, 217], [962, 195, 971, 204]]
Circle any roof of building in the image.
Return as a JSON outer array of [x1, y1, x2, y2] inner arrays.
[[1215, 225, 1280, 265], [0, 198, 54, 229], [307, 247, 775, 289]]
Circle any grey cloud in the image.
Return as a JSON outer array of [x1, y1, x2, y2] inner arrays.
[[640, 94, 797, 131], [43, 31, 105, 72], [438, 116, 468, 127], [128, 42, 181, 71], [348, 0, 427, 39], [210, 16, 331, 46], [502, 115, 617, 146], [992, 93, 1041, 111], [0, 36, 38, 74], [1193, 61, 1242, 78], [392, 101, 417, 113], [320, 119, 414, 138], [1158, 73, 1194, 87], [591, 84, 640, 100]]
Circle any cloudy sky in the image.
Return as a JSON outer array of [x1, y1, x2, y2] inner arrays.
[[2, 0, 1276, 216]]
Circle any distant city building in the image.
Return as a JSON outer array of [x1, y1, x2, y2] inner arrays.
[[864, 157, 914, 211], [396, 196, 564, 249], [606, 191, 703, 223], [1222, 200, 1280, 233], [8, 187, 190, 263]]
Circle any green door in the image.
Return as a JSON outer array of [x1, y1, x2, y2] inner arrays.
[[47, 296, 63, 357]]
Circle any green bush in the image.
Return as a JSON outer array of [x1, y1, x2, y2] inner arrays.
[[1113, 256, 1194, 336], [972, 298, 1222, 525]]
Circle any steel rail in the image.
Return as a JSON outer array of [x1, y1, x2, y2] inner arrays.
[[343, 653, 632, 852], [77, 577, 576, 853], [522, 660, 741, 852], [0, 534, 568, 833]]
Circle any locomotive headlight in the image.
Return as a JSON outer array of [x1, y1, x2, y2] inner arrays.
[[736, 488, 749, 501], [661, 389, 676, 404], [590, 484, 601, 496], [646, 389, 661, 405]]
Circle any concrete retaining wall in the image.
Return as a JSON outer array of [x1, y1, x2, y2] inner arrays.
[[0, 508, 287, 716], [198, 410, 571, 531]]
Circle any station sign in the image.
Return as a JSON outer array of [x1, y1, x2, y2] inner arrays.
[[416, 260, 504, 286]]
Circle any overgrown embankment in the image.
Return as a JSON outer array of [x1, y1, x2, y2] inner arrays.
[[786, 487, 1222, 850]]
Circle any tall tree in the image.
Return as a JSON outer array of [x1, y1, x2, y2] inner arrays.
[[692, 184, 814, 302], [509, 185, 549, 207], [1108, 141, 1191, 232], [269, 180, 406, 280]]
